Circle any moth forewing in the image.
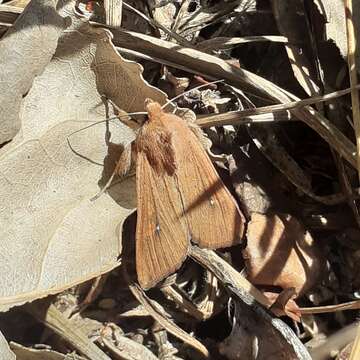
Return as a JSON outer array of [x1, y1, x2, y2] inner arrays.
[[169, 116, 245, 248], [135, 120, 189, 290], [134, 100, 245, 289]]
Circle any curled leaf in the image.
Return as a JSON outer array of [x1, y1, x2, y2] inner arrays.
[[243, 213, 326, 296]]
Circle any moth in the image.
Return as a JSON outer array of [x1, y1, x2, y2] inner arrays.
[[121, 99, 245, 289]]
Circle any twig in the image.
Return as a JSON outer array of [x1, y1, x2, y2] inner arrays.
[[121, 258, 209, 357], [299, 300, 360, 314], [345, 0, 360, 179], [189, 246, 311, 360], [126, 282, 209, 358], [344, 3, 360, 357]]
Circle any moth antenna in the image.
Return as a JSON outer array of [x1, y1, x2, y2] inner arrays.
[[102, 96, 147, 130], [90, 170, 117, 202], [66, 111, 145, 144], [66, 113, 141, 161], [162, 79, 225, 112], [67, 119, 110, 142]]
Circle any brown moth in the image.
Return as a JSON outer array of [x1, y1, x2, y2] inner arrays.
[[130, 99, 245, 289]]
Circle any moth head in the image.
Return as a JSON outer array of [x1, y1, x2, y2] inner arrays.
[[144, 99, 163, 122]]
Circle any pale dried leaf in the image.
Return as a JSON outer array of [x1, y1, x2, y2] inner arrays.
[[0, 0, 66, 143], [313, 0, 345, 56], [0, 332, 15, 360], [244, 213, 326, 295], [314, 0, 360, 68], [5, 0, 30, 7], [0, 0, 167, 311]]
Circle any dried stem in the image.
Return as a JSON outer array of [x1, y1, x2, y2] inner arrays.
[[345, 0, 360, 179]]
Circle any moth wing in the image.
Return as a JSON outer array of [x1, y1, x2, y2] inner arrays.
[[135, 151, 189, 289], [170, 118, 246, 249]]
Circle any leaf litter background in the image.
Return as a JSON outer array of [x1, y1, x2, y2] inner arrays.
[[0, 0, 168, 310], [1, 0, 360, 359]]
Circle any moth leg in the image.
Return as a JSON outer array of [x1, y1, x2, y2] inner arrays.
[[70, 273, 109, 317], [91, 142, 135, 201], [160, 268, 220, 321]]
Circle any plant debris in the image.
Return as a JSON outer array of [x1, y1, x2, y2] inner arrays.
[[1, 0, 360, 359]]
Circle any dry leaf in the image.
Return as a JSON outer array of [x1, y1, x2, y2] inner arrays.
[[0, 0, 67, 143], [312, 1, 347, 58], [0, 331, 15, 360], [0, 0, 168, 312], [313, 0, 360, 71], [265, 290, 301, 322], [219, 299, 311, 360], [243, 213, 326, 295]]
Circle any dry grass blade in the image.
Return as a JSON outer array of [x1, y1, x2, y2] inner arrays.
[[345, 0, 360, 177], [344, 2, 360, 356], [104, 0, 122, 27], [198, 35, 288, 52], [309, 322, 359, 360], [333, 152, 360, 226], [197, 85, 360, 127], [25, 301, 111, 360], [10, 342, 85, 359], [101, 336, 159, 360], [299, 300, 360, 314], [127, 282, 209, 357], [160, 285, 207, 321], [272, 0, 321, 97], [123, 1, 192, 47], [122, 245, 208, 357]]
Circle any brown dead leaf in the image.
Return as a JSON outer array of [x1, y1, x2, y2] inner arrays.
[[243, 213, 326, 296], [0, 0, 67, 143], [218, 298, 310, 360], [265, 290, 301, 322], [0, 0, 168, 312], [0, 331, 15, 360]]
